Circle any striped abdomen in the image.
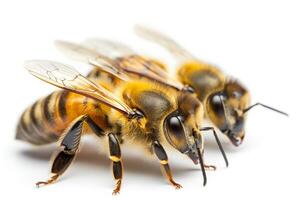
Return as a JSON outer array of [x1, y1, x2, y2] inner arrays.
[[16, 90, 111, 145]]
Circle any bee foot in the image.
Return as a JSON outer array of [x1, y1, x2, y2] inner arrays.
[[112, 190, 120, 195], [170, 180, 183, 189], [36, 181, 49, 188], [174, 183, 183, 190], [36, 174, 59, 188], [204, 165, 216, 171], [112, 179, 121, 195]]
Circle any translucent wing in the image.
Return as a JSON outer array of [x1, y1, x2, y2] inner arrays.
[[55, 40, 100, 63], [24, 60, 134, 115], [135, 25, 197, 61], [55, 40, 130, 81], [84, 38, 135, 58], [116, 55, 184, 90], [83, 38, 184, 90], [84, 38, 167, 76]]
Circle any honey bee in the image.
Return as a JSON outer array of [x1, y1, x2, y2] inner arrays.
[[17, 58, 227, 194], [54, 40, 231, 183], [71, 26, 287, 147], [55, 39, 228, 162], [133, 25, 289, 146]]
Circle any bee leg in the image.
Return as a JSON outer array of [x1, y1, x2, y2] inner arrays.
[[152, 140, 182, 189], [85, 116, 105, 137], [200, 127, 229, 168], [202, 150, 216, 171], [36, 115, 87, 188], [108, 133, 123, 195], [201, 148, 216, 171]]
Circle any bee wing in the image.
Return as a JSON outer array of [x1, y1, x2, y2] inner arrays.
[[116, 56, 185, 90], [135, 25, 197, 62], [84, 38, 136, 58], [83, 38, 184, 90], [84, 38, 167, 75], [55, 40, 99, 63], [55, 40, 130, 81], [24, 60, 134, 115]]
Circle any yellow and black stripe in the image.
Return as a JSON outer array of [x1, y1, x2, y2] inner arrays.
[[16, 89, 111, 145], [16, 91, 62, 145]]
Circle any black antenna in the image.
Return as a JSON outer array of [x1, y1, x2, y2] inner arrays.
[[193, 133, 207, 186], [243, 103, 288, 116], [200, 127, 229, 167]]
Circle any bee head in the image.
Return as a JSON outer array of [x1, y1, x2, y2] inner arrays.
[[206, 80, 250, 146], [163, 92, 204, 164]]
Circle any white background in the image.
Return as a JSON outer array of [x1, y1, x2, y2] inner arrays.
[[0, 0, 299, 199]]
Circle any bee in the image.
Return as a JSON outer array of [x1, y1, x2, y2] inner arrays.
[[75, 26, 287, 147], [133, 25, 290, 146], [55, 40, 228, 165], [17, 58, 227, 194]]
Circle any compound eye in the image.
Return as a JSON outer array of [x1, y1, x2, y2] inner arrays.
[[208, 93, 229, 131], [164, 115, 188, 153], [210, 93, 226, 117], [168, 116, 184, 134]]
